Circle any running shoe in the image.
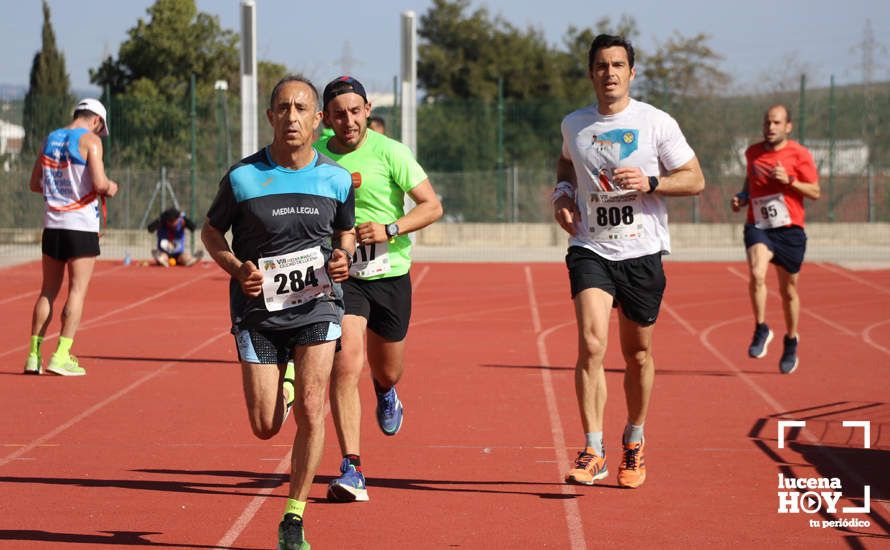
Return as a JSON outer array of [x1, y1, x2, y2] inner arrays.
[[779, 335, 799, 374], [46, 354, 85, 376], [617, 440, 647, 488], [564, 447, 608, 485], [277, 513, 310, 550], [376, 385, 403, 436], [747, 323, 773, 358], [327, 457, 369, 502], [283, 361, 295, 419], [24, 353, 42, 375]]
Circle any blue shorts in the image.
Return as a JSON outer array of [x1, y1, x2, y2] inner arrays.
[[743, 224, 807, 274], [234, 322, 341, 365]]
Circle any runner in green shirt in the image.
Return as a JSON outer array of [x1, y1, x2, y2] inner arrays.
[[316, 76, 443, 502]]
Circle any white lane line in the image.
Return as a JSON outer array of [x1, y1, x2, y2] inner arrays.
[[218, 401, 334, 548], [818, 263, 890, 295], [0, 330, 230, 468], [216, 452, 293, 549], [412, 265, 431, 291], [0, 269, 217, 360], [862, 319, 890, 357], [524, 266, 587, 550], [0, 263, 129, 307], [664, 303, 889, 514], [726, 266, 857, 337], [727, 265, 890, 356]]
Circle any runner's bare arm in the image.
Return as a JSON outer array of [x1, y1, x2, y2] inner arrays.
[[328, 228, 356, 282], [789, 179, 820, 200], [82, 133, 118, 197], [28, 155, 42, 193], [731, 178, 749, 212], [201, 219, 263, 297], [355, 179, 443, 244], [772, 162, 820, 200], [553, 153, 581, 236], [614, 156, 704, 197]]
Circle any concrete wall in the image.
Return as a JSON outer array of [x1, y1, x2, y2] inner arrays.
[[2, 222, 888, 265]]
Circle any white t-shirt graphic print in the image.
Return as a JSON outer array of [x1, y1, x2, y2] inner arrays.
[[561, 98, 695, 260]]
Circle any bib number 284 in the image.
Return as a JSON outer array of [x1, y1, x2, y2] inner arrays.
[[259, 247, 331, 311], [274, 266, 319, 294]]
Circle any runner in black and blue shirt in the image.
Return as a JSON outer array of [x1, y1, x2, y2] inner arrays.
[[202, 75, 355, 550]]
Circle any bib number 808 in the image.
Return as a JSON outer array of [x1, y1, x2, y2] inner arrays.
[[594, 205, 635, 227], [274, 266, 319, 294]]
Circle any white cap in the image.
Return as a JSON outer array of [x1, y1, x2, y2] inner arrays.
[[74, 98, 109, 137]]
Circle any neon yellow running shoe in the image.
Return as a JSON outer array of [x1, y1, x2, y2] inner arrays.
[[24, 354, 42, 375], [46, 354, 86, 376]]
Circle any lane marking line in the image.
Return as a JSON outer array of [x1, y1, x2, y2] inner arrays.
[[525, 265, 587, 550], [0, 269, 217, 360], [0, 330, 229, 468], [662, 303, 890, 515]]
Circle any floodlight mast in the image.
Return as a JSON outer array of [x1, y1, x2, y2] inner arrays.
[[400, 10, 417, 155], [400, 11, 418, 220], [240, 0, 258, 157]]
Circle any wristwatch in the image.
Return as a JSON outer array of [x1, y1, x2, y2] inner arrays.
[[385, 222, 400, 239]]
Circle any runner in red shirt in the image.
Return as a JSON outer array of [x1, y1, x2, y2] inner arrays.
[[731, 104, 820, 374]]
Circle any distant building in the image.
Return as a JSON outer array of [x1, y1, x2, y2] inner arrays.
[[724, 138, 869, 177], [0, 119, 25, 171]]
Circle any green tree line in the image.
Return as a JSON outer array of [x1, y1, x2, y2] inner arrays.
[[13, 0, 888, 225]]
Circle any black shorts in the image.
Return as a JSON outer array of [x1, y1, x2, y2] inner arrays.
[[565, 246, 666, 326], [42, 228, 100, 261], [342, 273, 412, 342], [744, 224, 807, 274], [234, 322, 341, 365]]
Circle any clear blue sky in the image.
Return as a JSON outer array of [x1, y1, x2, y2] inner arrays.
[[1, 0, 888, 96]]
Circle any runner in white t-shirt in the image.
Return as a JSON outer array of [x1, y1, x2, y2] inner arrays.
[[553, 34, 705, 489]]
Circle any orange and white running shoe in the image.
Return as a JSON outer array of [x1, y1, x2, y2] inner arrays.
[[564, 447, 608, 485], [617, 440, 646, 488]]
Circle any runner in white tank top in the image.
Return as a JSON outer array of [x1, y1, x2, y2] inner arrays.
[[24, 98, 118, 377], [41, 126, 101, 232]]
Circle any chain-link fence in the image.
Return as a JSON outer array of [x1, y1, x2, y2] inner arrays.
[[2, 76, 889, 263]]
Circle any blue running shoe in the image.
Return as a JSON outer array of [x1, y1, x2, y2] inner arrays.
[[748, 323, 773, 358], [277, 513, 310, 550], [327, 457, 369, 502], [376, 385, 403, 436], [779, 335, 799, 374]]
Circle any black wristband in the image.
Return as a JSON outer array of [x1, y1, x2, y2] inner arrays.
[[647, 176, 659, 194]]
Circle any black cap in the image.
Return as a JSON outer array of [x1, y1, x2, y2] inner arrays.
[[322, 76, 368, 109]]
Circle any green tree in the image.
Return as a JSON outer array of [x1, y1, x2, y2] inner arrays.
[[636, 33, 733, 188], [418, 0, 569, 101], [22, 0, 73, 157], [638, 32, 729, 108], [89, 0, 239, 168]]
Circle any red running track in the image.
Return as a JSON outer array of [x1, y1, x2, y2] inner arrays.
[[0, 259, 888, 549]]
